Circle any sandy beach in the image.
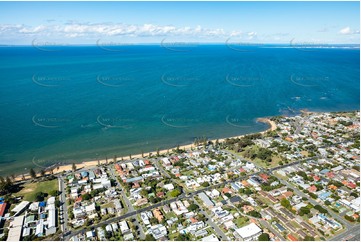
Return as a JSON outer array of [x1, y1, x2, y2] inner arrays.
[[14, 118, 277, 181]]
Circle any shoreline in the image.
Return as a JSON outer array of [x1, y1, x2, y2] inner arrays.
[[13, 118, 277, 181]]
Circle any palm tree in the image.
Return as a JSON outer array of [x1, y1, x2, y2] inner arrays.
[[40, 170, 46, 177], [129, 154, 132, 159], [113, 155, 117, 163], [30, 168, 36, 179], [141, 150, 144, 158], [72, 163, 77, 172], [156, 148, 160, 156]]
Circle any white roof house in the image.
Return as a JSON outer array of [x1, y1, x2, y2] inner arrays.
[[163, 184, 174, 191], [202, 234, 219, 241], [119, 220, 130, 234], [85, 203, 96, 214], [235, 223, 262, 241], [11, 201, 30, 216]]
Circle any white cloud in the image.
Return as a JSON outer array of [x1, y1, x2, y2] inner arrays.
[[339, 26, 360, 35], [0, 22, 245, 39]]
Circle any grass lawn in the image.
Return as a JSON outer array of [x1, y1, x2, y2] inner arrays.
[[102, 202, 114, 209], [233, 145, 281, 168], [14, 179, 58, 201], [164, 211, 177, 220], [235, 217, 249, 228]]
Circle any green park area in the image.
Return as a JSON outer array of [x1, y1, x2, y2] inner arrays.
[[14, 179, 58, 201]]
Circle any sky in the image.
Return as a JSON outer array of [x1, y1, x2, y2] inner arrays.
[[0, 1, 359, 45]]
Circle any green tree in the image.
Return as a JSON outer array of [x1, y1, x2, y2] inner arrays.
[[258, 233, 270, 241], [280, 198, 291, 209], [82, 193, 92, 200], [145, 234, 155, 241], [30, 168, 37, 179], [188, 203, 199, 212], [40, 170, 46, 177], [304, 236, 315, 241], [201, 182, 210, 187], [49, 190, 58, 196], [72, 163, 77, 172], [168, 189, 181, 197]]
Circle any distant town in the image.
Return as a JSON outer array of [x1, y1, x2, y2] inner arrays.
[[0, 111, 359, 241]]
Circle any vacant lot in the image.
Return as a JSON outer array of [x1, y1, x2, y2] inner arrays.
[[14, 179, 58, 201]]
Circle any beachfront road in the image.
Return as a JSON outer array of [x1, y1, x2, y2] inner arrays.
[[58, 176, 69, 234]]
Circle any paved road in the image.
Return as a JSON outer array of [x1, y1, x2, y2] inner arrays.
[[58, 176, 68, 234], [64, 166, 260, 240], [192, 197, 229, 241], [329, 225, 360, 241], [259, 220, 286, 241], [108, 167, 145, 240]]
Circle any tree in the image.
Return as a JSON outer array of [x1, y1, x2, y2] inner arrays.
[[176, 233, 190, 241], [258, 233, 270, 241], [82, 193, 92, 200], [304, 236, 315, 241], [168, 189, 181, 197], [314, 205, 328, 214], [280, 198, 291, 209], [72, 163, 77, 172], [201, 182, 210, 187], [40, 170, 46, 177], [299, 207, 311, 216], [188, 203, 199, 212], [113, 155, 117, 163], [49, 190, 58, 196], [35, 192, 46, 202], [145, 234, 155, 241], [140, 189, 148, 197], [29, 168, 36, 179]]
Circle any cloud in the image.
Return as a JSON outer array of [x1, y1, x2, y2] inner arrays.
[[0, 22, 242, 39], [339, 26, 360, 35]]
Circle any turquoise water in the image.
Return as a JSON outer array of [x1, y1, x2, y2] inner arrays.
[[0, 45, 359, 175]]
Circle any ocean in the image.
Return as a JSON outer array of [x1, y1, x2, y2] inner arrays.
[[0, 45, 359, 175]]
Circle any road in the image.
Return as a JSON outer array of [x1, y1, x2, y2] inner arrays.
[[329, 224, 360, 241], [58, 176, 68, 234], [192, 197, 229, 241], [258, 220, 286, 241], [65, 165, 261, 240], [108, 167, 145, 240]]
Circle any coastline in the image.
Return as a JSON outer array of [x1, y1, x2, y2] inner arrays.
[[13, 118, 277, 181]]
